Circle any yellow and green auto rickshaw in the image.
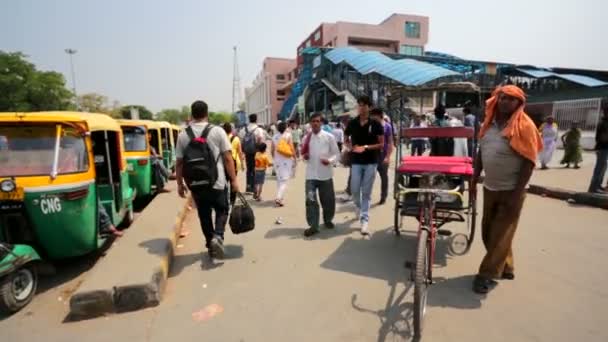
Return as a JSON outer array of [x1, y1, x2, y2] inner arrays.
[[158, 121, 176, 172], [117, 120, 153, 200], [0, 111, 136, 313]]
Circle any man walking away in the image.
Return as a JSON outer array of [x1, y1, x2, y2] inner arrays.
[[471, 85, 542, 294], [371, 108, 393, 205], [345, 95, 385, 236], [176, 101, 240, 259], [241, 114, 265, 194], [302, 113, 340, 237], [588, 105, 608, 194], [289, 119, 302, 159], [409, 114, 428, 156], [332, 122, 345, 152], [463, 107, 478, 157]]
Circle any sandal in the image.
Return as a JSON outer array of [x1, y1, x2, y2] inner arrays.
[[472, 276, 497, 294], [304, 227, 320, 237], [502, 272, 515, 280]]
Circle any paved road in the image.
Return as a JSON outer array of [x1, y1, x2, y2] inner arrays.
[[1, 164, 607, 342]]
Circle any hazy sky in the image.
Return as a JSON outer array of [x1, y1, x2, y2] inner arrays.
[[2, 0, 606, 112]]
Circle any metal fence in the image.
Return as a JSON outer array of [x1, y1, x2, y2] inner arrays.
[[552, 98, 603, 132]]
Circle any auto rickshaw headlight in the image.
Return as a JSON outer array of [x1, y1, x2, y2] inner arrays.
[[0, 179, 16, 193]]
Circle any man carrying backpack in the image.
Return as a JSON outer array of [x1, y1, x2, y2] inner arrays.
[[240, 114, 266, 194], [176, 100, 239, 259]]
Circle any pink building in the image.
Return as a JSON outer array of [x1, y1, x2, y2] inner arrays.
[[296, 13, 429, 65], [245, 57, 297, 125], [245, 13, 429, 123]]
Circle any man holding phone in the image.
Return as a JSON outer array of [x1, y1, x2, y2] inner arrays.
[[301, 113, 340, 237]]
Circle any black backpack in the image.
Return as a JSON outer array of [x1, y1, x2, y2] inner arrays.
[[183, 125, 220, 189], [242, 126, 259, 155]]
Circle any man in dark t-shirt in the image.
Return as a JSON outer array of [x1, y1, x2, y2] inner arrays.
[[344, 95, 384, 236]]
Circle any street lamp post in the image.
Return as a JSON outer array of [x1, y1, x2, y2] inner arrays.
[[65, 48, 78, 109]]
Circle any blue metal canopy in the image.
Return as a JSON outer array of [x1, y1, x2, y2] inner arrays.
[[516, 68, 608, 87], [325, 47, 460, 86]]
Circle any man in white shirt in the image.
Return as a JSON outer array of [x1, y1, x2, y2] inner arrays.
[[302, 113, 340, 237], [239, 114, 266, 193], [332, 122, 345, 152]]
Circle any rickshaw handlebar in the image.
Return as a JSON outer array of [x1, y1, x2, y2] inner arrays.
[[397, 184, 465, 202]]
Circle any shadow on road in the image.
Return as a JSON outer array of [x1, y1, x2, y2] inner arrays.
[[426, 275, 484, 310], [352, 282, 417, 342], [264, 224, 358, 240], [170, 245, 244, 277], [321, 227, 465, 341]]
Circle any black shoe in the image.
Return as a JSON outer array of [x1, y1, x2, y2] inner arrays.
[[324, 222, 335, 229], [210, 236, 225, 259], [472, 276, 497, 294], [304, 227, 320, 237], [502, 272, 515, 280]]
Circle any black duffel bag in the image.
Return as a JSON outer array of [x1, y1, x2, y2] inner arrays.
[[229, 193, 255, 234]]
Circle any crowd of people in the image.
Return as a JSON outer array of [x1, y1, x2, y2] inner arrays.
[[173, 87, 607, 295]]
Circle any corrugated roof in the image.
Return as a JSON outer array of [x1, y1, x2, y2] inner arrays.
[[325, 47, 460, 86], [516, 68, 608, 87]]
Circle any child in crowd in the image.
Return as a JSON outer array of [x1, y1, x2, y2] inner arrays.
[[560, 121, 583, 169], [254, 143, 272, 201]]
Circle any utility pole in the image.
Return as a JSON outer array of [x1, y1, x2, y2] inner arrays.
[[65, 48, 78, 109], [232, 46, 241, 114]]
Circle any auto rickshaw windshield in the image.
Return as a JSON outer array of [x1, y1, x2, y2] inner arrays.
[[123, 125, 148, 152], [0, 124, 89, 177]]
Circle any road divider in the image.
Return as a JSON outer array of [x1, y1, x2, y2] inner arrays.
[[69, 182, 190, 319]]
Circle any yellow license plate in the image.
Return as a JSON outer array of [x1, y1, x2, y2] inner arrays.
[[0, 188, 24, 201]]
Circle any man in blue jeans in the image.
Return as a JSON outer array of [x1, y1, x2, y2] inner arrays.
[[345, 95, 385, 236], [588, 105, 608, 194]]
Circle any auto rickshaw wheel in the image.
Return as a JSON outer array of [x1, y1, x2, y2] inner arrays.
[[0, 265, 38, 314]]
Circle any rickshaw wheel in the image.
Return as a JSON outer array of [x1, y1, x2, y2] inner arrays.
[[0, 265, 38, 314]]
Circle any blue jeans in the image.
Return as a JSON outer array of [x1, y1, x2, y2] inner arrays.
[[588, 149, 608, 192], [350, 163, 377, 223]]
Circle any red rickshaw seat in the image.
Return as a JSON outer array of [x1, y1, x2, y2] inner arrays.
[[398, 156, 474, 176]]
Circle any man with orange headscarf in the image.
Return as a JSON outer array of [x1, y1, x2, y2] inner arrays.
[[471, 85, 543, 294]]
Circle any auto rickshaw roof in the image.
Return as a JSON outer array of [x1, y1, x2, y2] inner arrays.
[[158, 121, 172, 129], [117, 119, 163, 130], [0, 111, 121, 132]]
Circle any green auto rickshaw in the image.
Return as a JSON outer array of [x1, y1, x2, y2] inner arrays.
[[0, 111, 136, 313], [158, 121, 176, 173], [118, 120, 153, 200]]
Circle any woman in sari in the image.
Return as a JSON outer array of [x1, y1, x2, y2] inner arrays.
[[560, 121, 583, 168], [539, 116, 559, 169]]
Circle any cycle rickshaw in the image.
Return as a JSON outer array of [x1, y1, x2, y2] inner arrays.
[[391, 82, 481, 339]]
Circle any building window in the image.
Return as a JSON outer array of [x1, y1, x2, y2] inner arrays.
[[405, 21, 421, 38], [314, 30, 321, 41], [400, 45, 423, 56], [298, 46, 303, 55], [276, 74, 285, 81], [305, 39, 311, 48], [277, 90, 286, 96]]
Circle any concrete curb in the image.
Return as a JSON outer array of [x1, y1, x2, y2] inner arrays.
[[528, 184, 608, 209], [68, 195, 191, 318]]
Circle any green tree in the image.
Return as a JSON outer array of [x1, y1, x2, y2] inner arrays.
[[0, 51, 73, 111], [78, 92, 111, 114], [120, 105, 153, 120], [209, 111, 236, 124], [157, 106, 189, 124]]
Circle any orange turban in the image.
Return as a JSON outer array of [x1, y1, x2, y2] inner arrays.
[[479, 85, 543, 163]]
